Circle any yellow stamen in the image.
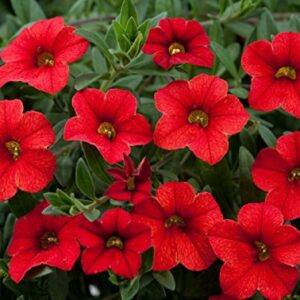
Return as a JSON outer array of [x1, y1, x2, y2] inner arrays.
[[106, 236, 123, 249], [288, 168, 300, 181], [37, 52, 55, 67], [275, 66, 296, 80], [188, 110, 209, 128], [5, 141, 21, 160], [40, 232, 59, 249], [254, 241, 269, 262], [97, 122, 116, 140], [168, 42, 185, 55], [164, 215, 185, 228], [127, 176, 135, 191]]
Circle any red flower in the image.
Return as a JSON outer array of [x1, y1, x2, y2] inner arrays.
[[252, 131, 300, 220], [143, 17, 214, 70], [131, 181, 223, 271], [78, 208, 151, 279], [8, 201, 81, 283], [153, 74, 249, 165], [209, 203, 300, 300], [64, 88, 152, 164], [241, 32, 300, 118], [0, 17, 88, 94], [105, 154, 151, 204], [0, 100, 56, 201]]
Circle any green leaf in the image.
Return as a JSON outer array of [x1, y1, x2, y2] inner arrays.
[[11, 0, 45, 24], [258, 125, 276, 147], [239, 146, 264, 204], [153, 271, 176, 291], [211, 41, 239, 80], [119, 0, 138, 27], [229, 87, 249, 99], [120, 276, 140, 300], [75, 158, 95, 199], [257, 8, 278, 40], [76, 29, 115, 67], [92, 47, 108, 75], [113, 20, 131, 51], [48, 269, 69, 300], [128, 31, 143, 58], [82, 143, 112, 184], [125, 16, 138, 41], [240, 127, 257, 155], [8, 191, 37, 218], [74, 73, 102, 90], [3, 213, 16, 250]]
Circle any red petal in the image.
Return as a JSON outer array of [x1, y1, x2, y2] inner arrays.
[[241, 40, 276, 76], [189, 127, 229, 165], [237, 203, 283, 243], [176, 229, 216, 270], [276, 132, 300, 168], [81, 247, 108, 274], [154, 80, 192, 116], [152, 230, 178, 271], [14, 111, 55, 150], [105, 181, 131, 201], [209, 95, 249, 135], [111, 248, 141, 279], [183, 19, 210, 44], [220, 260, 258, 299], [252, 148, 290, 191], [0, 99, 23, 139], [78, 222, 106, 248], [266, 184, 300, 220], [54, 26, 88, 63], [15, 150, 56, 193], [0, 161, 17, 200], [272, 32, 300, 69], [123, 154, 135, 175], [189, 74, 228, 111], [143, 27, 171, 50], [257, 260, 298, 300], [208, 220, 255, 264], [174, 48, 214, 68], [117, 114, 152, 145], [185, 192, 223, 235], [269, 225, 300, 266], [27, 63, 69, 94], [153, 115, 199, 149], [156, 181, 195, 215]]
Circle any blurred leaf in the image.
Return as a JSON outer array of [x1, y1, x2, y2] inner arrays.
[[153, 271, 176, 291], [119, 0, 138, 27], [258, 124, 277, 147], [257, 8, 278, 40], [211, 41, 239, 80], [8, 191, 36, 218], [75, 158, 95, 199], [92, 47, 108, 75], [11, 0, 45, 24], [120, 276, 140, 300], [82, 143, 112, 184], [74, 73, 102, 90], [48, 269, 69, 300]]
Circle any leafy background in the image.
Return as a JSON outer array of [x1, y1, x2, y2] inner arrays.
[[1, 0, 300, 299]]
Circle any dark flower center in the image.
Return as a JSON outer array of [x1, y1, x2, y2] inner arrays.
[[168, 42, 185, 55], [40, 232, 59, 249], [106, 236, 124, 249], [37, 52, 55, 67], [5, 140, 21, 160], [188, 110, 208, 128], [254, 241, 269, 262], [164, 215, 185, 228], [275, 66, 296, 80], [127, 176, 135, 191], [97, 122, 116, 140], [288, 168, 300, 181]]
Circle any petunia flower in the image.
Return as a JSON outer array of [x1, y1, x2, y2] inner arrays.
[[131, 181, 223, 271], [0, 17, 88, 94], [252, 131, 300, 220], [153, 74, 249, 165], [0, 100, 56, 201], [64, 88, 152, 164], [8, 201, 81, 283], [209, 202, 300, 300], [241, 32, 300, 118], [77, 208, 151, 279], [143, 17, 214, 70], [105, 154, 151, 204]]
